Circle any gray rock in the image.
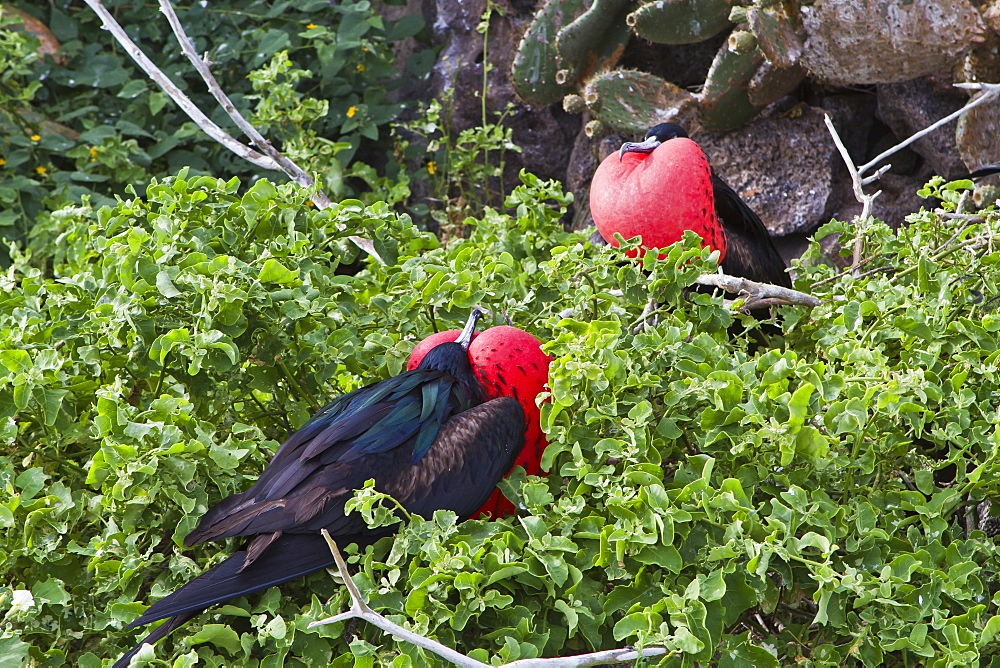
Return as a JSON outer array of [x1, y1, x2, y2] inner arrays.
[[820, 93, 877, 163], [800, 0, 986, 85], [877, 79, 967, 178], [957, 88, 1000, 177], [693, 107, 838, 237], [565, 125, 600, 230]]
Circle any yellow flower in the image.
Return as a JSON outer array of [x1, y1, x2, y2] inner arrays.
[[0, 159, 6, 166], [89, 146, 98, 157], [30, 134, 41, 142], [356, 64, 365, 72], [426, 161, 437, 175], [36, 166, 47, 175], [305, 200, 314, 207], [306, 23, 317, 29], [346, 106, 358, 118]]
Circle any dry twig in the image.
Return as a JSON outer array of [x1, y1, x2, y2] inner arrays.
[[156, 0, 331, 208], [823, 81, 1000, 274], [696, 273, 822, 309], [823, 115, 882, 275], [81, 0, 277, 171], [856, 82, 1000, 178], [310, 530, 668, 668]]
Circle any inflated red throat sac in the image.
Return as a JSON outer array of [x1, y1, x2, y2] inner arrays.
[[590, 133, 726, 260]]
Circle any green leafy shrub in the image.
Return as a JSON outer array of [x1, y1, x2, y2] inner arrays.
[[4, 170, 1000, 666]]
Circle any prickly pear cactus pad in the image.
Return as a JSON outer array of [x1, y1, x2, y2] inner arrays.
[[582, 70, 699, 135], [627, 0, 735, 45]]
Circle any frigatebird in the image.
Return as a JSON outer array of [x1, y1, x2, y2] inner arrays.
[[112, 308, 525, 667], [408, 324, 552, 518], [590, 122, 792, 288]]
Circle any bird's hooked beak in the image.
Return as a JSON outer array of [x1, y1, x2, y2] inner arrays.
[[455, 306, 488, 349], [619, 136, 662, 161]]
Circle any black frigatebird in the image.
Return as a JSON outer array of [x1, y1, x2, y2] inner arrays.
[[407, 324, 552, 518], [111, 308, 525, 667]]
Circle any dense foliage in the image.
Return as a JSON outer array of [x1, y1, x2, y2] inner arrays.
[[4, 166, 1000, 667], [0, 0, 430, 258]]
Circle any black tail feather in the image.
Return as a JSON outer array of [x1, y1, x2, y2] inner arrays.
[[112, 532, 387, 667], [112, 611, 198, 668], [966, 163, 1000, 180]]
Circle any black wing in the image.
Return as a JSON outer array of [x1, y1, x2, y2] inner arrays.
[[713, 172, 792, 288], [111, 531, 367, 668], [184, 369, 474, 547]]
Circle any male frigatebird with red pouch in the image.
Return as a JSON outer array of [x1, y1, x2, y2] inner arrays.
[[590, 123, 791, 288], [112, 309, 526, 667], [408, 324, 552, 518]]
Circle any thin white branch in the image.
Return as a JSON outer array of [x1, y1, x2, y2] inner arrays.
[[697, 273, 821, 308], [310, 530, 668, 668], [311, 530, 485, 667], [81, 0, 278, 171], [503, 647, 668, 668], [824, 114, 880, 272], [824, 84, 1000, 273], [632, 297, 658, 334], [856, 82, 1000, 177], [156, 0, 332, 209], [860, 164, 890, 186]]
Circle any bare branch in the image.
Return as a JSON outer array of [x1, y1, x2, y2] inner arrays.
[[823, 114, 880, 272], [156, 0, 332, 209], [503, 647, 669, 668], [312, 531, 486, 667], [939, 212, 985, 222], [310, 530, 668, 667], [80, 0, 278, 171], [851, 265, 896, 281], [632, 297, 659, 334], [860, 164, 890, 186], [823, 83, 1000, 276], [810, 254, 878, 288], [856, 82, 1000, 177], [697, 273, 821, 308]]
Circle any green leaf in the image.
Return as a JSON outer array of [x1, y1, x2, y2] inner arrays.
[[786, 382, 815, 433], [155, 270, 182, 297], [0, 634, 29, 667], [31, 578, 71, 606], [0, 350, 31, 374], [188, 625, 241, 654], [15, 468, 48, 500], [258, 258, 300, 284]]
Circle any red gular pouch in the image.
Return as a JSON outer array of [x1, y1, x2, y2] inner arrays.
[[590, 136, 727, 262]]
